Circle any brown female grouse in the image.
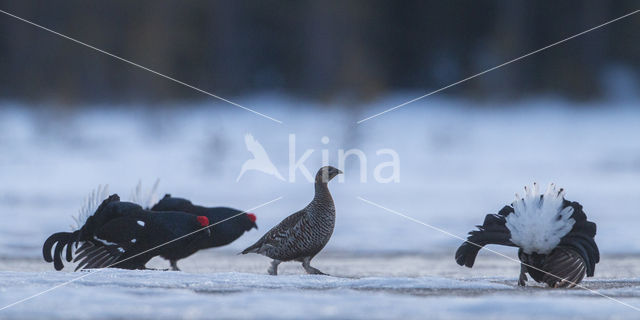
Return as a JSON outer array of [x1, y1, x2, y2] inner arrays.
[[242, 166, 342, 275]]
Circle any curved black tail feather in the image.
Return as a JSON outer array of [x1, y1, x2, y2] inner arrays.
[[560, 227, 599, 276], [561, 201, 600, 277], [42, 230, 80, 270], [455, 208, 517, 268], [42, 195, 120, 271]]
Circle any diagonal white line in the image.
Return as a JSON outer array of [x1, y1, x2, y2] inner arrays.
[[0, 196, 283, 312], [357, 9, 640, 124], [357, 196, 640, 313], [0, 9, 283, 124]]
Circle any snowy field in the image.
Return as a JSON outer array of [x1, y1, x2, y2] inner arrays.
[[1, 96, 640, 318], [3, 253, 640, 319]]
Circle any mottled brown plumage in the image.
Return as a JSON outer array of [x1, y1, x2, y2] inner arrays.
[[242, 166, 342, 275]]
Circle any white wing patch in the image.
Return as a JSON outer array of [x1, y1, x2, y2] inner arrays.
[[505, 183, 575, 254], [92, 236, 125, 253], [93, 235, 118, 246], [71, 185, 110, 230], [137, 221, 145, 227]]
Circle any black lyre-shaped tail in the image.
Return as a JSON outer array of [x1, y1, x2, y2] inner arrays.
[[455, 206, 517, 268], [43, 194, 121, 271], [42, 230, 79, 271]]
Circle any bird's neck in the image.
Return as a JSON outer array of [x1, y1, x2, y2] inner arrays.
[[314, 180, 329, 195], [312, 181, 334, 209], [206, 225, 241, 248]]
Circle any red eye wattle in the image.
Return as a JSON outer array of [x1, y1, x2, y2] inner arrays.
[[247, 213, 257, 222], [197, 216, 209, 227]]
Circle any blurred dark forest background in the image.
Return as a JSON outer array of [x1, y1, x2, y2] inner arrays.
[[0, 1, 638, 105]]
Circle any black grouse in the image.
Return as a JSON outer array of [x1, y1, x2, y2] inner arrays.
[[43, 194, 211, 271], [455, 183, 599, 288], [242, 166, 342, 275], [150, 194, 258, 271]]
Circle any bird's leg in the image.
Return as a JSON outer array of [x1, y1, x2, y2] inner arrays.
[[170, 260, 181, 271], [268, 260, 281, 275], [518, 264, 528, 287], [302, 257, 327, 275]]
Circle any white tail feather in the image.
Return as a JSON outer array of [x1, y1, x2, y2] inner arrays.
[[505, 183, 575, 254], [129, 179, 160, 209], [71, 185, 110, 230]]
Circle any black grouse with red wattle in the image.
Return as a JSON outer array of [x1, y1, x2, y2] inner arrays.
[[150, 194, 258, 270], [43, 194, 211, 271]]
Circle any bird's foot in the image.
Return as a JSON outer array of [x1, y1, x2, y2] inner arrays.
[[302, 264, 327, 275], [518, 266, 528, 287], [170, 260, 181, 271], [268, 260, 280, 275], [305, 267, 327, 275], [301, 257, 328, 275]]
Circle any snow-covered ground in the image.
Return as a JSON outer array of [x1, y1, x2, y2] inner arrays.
[[2, 253, 640, 319], [1, 96, 640, 318]]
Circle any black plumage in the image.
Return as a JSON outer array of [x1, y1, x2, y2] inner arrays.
[[150, 194, 258, 270], [43, 194, 211, 271], [455, 185, 599, 288], [241, 166, 342, 275]]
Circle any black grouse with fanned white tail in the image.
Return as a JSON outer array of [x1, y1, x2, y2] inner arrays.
[[43, 194, 211, 271], [241, 166, 342, 275], [150, 194, 258, 271], [455, 183, 599, 288]]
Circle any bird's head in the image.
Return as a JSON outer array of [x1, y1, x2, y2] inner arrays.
[[243, 212, 259, 231], [196, 215, 211, 236], [217, 209, 258, 231], [316, 166, 343, 183]]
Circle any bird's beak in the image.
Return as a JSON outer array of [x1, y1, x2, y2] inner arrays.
[[337, 169, 343, 174], [253, 224, 258, 230]]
